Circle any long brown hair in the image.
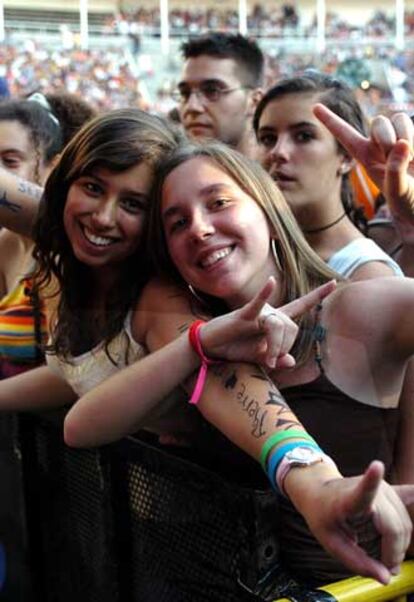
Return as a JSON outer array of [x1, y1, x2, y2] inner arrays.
[[148, 141, 340, 364]]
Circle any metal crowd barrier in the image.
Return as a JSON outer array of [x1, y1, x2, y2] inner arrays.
[[1, 411, 414, 602]]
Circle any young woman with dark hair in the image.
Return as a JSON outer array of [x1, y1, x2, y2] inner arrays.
[[253, 72, 402, 281]]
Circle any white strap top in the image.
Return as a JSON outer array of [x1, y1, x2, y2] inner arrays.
[[46, 312, 146, 396], [327, 238, 403, 278]]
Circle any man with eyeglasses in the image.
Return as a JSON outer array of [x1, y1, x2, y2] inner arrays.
[[174, 33, 264, 159]]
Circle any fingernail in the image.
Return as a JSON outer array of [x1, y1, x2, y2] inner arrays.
[[390, 565, 400, 576]]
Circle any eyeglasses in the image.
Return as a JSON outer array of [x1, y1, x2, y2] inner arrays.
[[172, 82, 250, 104]]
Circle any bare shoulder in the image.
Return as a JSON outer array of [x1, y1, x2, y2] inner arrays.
[[324, 277, 414, 336], [140, 277, 186, 302], [131, 277, 209, 343], [137, 277, 208, 316]]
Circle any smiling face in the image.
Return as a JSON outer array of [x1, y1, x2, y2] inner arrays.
[[0, 120, 48, 184], [161, 156, 279, 308], [256, 92, 348, 220], [178, 56, 255, 151], [63, 162, 153, 281]]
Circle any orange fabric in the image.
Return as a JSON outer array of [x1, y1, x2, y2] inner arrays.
[[349, 163, 379, 220]]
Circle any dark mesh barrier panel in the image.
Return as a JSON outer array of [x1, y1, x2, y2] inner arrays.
[[110, 438, 301, 602], [0, 414, 34, 602], [111, 438, 252, 602], [19, 412, 119, 602], [7, 412, 311, 602]]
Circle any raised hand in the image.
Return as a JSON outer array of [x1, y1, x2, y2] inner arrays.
[[200, 277, 336, 369], [314, 103, 414, 224], [290, 459, 414, 584]]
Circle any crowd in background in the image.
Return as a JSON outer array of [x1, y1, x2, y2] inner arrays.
[[0, 44, 151, 112], [3, 4, 414, 117], [108, 5, 414, 39], [2, 40, 414, 118]]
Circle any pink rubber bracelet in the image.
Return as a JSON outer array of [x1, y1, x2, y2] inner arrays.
[[188, 320, 217, 405]]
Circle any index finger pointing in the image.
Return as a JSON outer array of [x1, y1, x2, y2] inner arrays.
[[281, 280, 337, 320], [241, 276, 277, 321], [314, 103, 368, 161], [344, 460, 384, 518]]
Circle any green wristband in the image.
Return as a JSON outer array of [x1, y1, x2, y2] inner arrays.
[[259, 429, 316, 471]]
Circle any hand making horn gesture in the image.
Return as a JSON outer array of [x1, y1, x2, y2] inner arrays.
[[290, 459, 414, 585], [314, 103, 414, 224], [200, 277, 336, 369]]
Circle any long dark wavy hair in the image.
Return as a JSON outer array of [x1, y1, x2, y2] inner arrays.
[[253, 71, 368, 231], [33, 109, 183, 361]]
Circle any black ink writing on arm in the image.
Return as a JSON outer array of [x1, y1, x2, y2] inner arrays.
[[266, 391, 302, 430], [17, 180, 42, 201], [178, 322, 192, 334], [266, 390, 289, 407], [201, 363, 302, 440], [236, 383, 267, 438]]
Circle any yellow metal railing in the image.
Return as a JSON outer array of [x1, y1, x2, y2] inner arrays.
[[275, 560, 414, 602]]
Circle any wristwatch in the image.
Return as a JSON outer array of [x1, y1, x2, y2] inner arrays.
[[277, 446, 336, 496], [284, 446, 327, 466]]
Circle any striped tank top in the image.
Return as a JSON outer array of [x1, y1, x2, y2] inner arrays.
[[0, 278, 47, 364]]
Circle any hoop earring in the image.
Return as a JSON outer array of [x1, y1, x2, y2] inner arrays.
[[271, 239, 282, 273], [188, 284, 207, 306]]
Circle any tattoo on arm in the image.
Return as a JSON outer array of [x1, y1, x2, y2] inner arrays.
[[0, 191, 20, 213], [251, 371, 269, 382], [178, 322, 192, 334], [17, 180, 42, 201], [264, 389, 301, 429], [209, 364, 302, 438], [191, 357, 303, 440], [266, 390, 289, 407]]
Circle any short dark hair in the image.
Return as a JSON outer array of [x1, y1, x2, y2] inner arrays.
[[0, 99, 62, 169], [181, 32, 264, 88], [253, 71, 366, 137]]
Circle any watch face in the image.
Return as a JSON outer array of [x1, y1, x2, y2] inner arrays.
[[285, 446, 324, 465]]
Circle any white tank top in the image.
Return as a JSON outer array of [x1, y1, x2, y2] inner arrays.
[[327, 238, 403, 278], [46, 312, 146, 396]]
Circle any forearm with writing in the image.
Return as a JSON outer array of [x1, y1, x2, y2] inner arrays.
[[186, 362, 305, 462], [0, 169, 42, 236]]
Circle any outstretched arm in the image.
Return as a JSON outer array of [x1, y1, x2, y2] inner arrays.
[[0, 365, 77, 412], [314, 103, 414, 224], [0, 167, 43, 236], [65, 278, 414, 583], [64, 277, 334, 447]]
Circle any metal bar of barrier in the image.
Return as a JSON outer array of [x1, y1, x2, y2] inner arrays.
[[274, 561, 414, 602]]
